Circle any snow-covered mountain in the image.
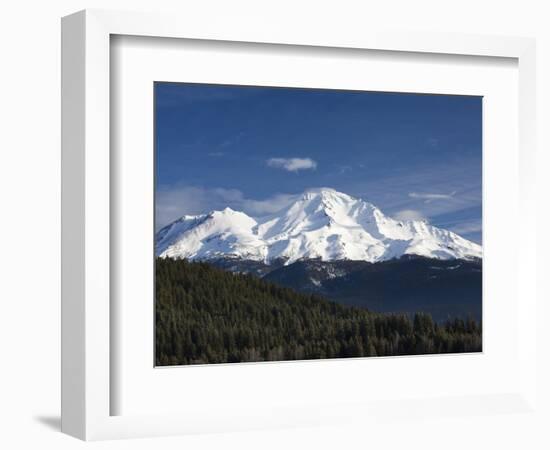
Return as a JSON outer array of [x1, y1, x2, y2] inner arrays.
[[156, 188, 482, 264]]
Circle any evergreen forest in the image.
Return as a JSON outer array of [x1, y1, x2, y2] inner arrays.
[[156, 258, 482, 366]]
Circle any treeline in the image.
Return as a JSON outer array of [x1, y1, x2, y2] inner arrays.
[[156, 258, 482, 366]]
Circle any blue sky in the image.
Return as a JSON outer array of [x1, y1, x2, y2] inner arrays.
[[155, 83, 482, 244]]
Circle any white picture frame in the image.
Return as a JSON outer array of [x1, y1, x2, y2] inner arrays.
[[61, 9, 537, 441]]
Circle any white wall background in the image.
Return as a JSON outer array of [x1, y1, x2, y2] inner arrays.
[[0, 1, 548, 449]]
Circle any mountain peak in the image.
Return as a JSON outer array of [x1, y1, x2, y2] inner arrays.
[[301, 187, 353, 201], [156, 188, 482, 263], [303, 186, 338, 195], [210, 206, 237, 216]]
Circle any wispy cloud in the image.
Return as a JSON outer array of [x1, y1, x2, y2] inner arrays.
[[267, 157, 317, 172], [393, 209, 427, 222], [346, 158, 481, 218], [156, 185, 297, 230], [449, 221, 482, 235], [408, 191, 457, 203], [339, 158, 482, 244]]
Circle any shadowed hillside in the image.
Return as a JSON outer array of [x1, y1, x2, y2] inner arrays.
[[156, 258, 482, 366], [263, 256, 482, 322]]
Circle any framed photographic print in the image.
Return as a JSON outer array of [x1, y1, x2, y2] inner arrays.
[[61, 9, 538, 441], [154, 83, 483, 366]]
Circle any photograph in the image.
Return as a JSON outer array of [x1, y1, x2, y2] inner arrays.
[[154, 82, 483, 366]]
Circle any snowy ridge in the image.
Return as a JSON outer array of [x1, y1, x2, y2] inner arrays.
[[156, 188, 482, 264]]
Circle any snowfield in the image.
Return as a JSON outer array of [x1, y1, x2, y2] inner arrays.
[[156, 188, 482, 264]]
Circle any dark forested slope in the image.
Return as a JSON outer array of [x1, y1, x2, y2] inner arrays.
[[263, 257, 482, 322], [156, 258, 482, 366]]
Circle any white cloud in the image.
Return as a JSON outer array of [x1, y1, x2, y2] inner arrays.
[[156, 185, 298, 230], [408, 191, 456, 203], [267, 157, 317, 172], [393, 209, 427, 222]]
